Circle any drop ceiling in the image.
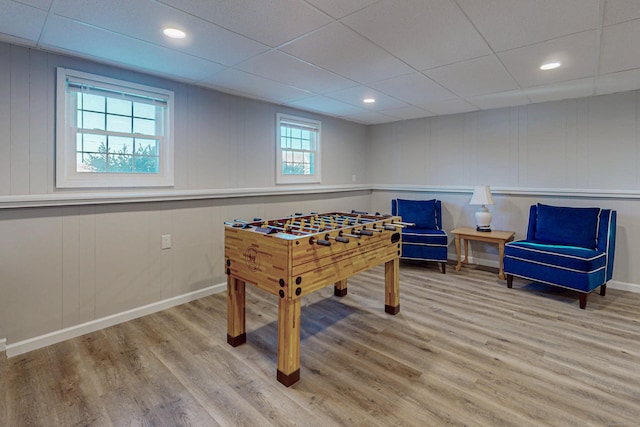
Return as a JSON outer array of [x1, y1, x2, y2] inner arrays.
[[2, 0, 640, 125]]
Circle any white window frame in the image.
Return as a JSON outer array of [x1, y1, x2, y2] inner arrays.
[[276, 113, 321, 184], [56, 67, 174, 188]]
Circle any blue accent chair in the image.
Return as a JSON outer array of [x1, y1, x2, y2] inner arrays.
[[504, 204, 616, 309], [392, 199, 448, 273]]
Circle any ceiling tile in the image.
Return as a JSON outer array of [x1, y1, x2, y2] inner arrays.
[[368, 72, 456, 106], [498, 31, 597, 88], [424, 55, 519, 97], [419, 99, 478, 116], [0, 0, 47, 42], [235, 51, 356, 94], [457, 0, 599, 52], [51, 0, 268, 66], [3, 0, 640, 125], [524, 77, 594, 104], [379, 106, 435, 121], [157, 0, 332, 47], [326, 85, 408, 110], [281, 22, 414, 83], [341, 0, 491, 70], [600, 19, 640, 74], [603, 0, 640, 26], [305, 0, 378, 19], [466, 90, 531, 110], [200, 68, 313, 104], [286, 95, 365, 116], [596, 69, 640, 95], [13, 0, 51, 10], [343, 110, 398, 125], [40, 15, 226, 81]]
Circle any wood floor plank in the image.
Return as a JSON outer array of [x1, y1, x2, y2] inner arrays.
[[2, 262, 640, 426]]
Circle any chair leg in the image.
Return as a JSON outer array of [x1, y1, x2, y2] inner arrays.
[[579, 293, 587, 309], [506, 274, 513, 288], [439, 262, 446, 274], [600, 283, 607, 296]]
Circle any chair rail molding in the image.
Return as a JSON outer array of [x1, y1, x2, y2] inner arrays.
[[372, 184, 640, 199], [3, 184, 640, 209], [0, 184, 371, 209]]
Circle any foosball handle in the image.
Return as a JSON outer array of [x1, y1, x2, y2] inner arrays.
[[357, 229, 374, 236], [335, 236, 349, 243], [309, 237, 331, 246]]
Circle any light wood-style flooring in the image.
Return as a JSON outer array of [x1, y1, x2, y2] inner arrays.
[[2, 262, 640, 426]]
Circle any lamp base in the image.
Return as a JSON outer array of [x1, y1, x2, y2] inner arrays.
[[474, 207, 493, 233]]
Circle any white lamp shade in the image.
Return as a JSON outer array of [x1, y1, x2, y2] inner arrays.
[[469, 185, 494, 206]]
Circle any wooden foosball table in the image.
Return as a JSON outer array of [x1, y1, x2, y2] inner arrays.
[[224, 211, 408, 386]]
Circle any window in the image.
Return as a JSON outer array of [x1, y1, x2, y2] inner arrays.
[[276, 113, 321, 184], [56, 68, 174, 188]]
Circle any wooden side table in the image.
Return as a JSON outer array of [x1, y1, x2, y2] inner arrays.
[[451, 227, 515, 280]]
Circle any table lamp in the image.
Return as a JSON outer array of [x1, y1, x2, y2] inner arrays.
[[469, 185, 494, 232]]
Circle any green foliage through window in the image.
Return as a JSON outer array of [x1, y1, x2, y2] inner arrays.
[[79, 140, 159, 173]]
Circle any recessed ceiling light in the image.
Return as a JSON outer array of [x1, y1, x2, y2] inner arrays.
[[163, 28, 186, 39], [363, 98, 376, 104], [540, 62, 561, 71]]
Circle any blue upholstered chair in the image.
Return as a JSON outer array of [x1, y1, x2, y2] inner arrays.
[[504, 204, 616, 309], [392, 199, 448, 273]]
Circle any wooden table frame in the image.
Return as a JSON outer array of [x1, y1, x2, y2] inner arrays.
[[451, 227, 515, 280], [225, 212, 403, 387], [227, 259, 399, 386]]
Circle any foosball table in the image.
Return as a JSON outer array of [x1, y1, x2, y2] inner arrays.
[[224, 211, 410, 386]]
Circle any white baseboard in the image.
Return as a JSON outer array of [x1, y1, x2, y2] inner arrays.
[[5, 282, 226, 358], [0, 338, 6, 353], [607, 280, 640, 293], [446, 254, 640, 294]]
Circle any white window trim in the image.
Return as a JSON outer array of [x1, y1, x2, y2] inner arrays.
[[56, 67, 174, 188], [276, 113, 321, 184]]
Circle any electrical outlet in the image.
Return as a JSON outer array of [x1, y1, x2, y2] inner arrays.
[[352, 174, 356, 182], [161, 234, 172, 249]]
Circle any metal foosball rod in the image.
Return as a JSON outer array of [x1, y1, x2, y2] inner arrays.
[[224, 220, 253, 229], [265, 223, 311, 235], [267, 221, 347, 245], [315, 213, 401, 227], [325, 233, 349, 243], [267, 221, 332, 245]]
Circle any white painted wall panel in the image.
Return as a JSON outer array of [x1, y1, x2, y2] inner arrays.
[[9, 45, 30, 195], [77, 205, 97, 324], [585, 91, 638, 189], [94, 205, 161, 318], [369, 91, 640, 191], [474, 109, 513, 186], [430, 115, 470, 185], [522, 101, 571, 187], [28, 49, 49, 195], [0, 208, 63, 340], [0, 43, 11, 195], [62, 207, 80, 328]]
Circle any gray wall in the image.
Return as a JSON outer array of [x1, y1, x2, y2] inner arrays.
[[0, 42, 370, 346], [2, 39, 640, 349], [368, 95, 640, 286]]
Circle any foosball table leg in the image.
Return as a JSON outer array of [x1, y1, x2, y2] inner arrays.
[[334, 279, 348, 297], [384, 258, 400, 315], [227, 277, 246, 347], [277, 297, 301, 387]]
